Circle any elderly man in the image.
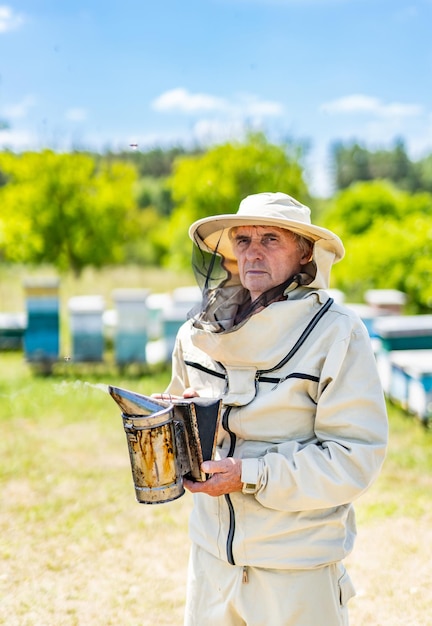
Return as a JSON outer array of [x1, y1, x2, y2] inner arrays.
[[164, 192, 388, 626]]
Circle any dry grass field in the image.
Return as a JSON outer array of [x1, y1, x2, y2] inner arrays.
[[0, 353, 189, 626], [0, 351, 431, 626]]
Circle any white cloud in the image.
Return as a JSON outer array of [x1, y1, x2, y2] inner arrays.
[[383, 102, 423, 117], [152, 88, 227, 113], [65, 108, 88, 122], [0, 128, 35, 150], [150, 88, 284, 153], [1, 95, 36, 119], [321, 94, 423, 118], [0, 5, 24, 33], [152, 87, 284, 119]]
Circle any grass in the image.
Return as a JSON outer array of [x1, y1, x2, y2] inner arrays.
[[1, 351, 431, 625], [355, 401, 432, 524], [0, 351, 191, 626]]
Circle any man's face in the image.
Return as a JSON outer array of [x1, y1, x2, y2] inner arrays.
[[231, 225, 310, 301]]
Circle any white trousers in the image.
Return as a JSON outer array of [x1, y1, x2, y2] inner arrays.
[[184, 544, 356, 626]]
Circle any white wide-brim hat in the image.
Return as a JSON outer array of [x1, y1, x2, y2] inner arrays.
[[189, 192, 345, 263]]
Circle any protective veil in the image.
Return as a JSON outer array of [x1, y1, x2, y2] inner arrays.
[[188, 225, 337, 333]]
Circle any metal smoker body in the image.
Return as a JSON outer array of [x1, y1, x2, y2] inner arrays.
[[109, 386, 222, 504]]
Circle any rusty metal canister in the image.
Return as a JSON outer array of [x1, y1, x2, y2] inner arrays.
[[122, 404, 184, 504]]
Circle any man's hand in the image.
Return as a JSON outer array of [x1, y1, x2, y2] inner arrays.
[[184, 458, 242, 497], [151, 388, 199, 401]]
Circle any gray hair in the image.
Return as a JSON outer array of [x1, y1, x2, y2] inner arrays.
[[289, 231, 314, 260]]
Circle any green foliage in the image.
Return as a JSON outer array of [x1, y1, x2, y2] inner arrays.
[[134, 176, 173, 216], [0, 150, 140, 275], [164, 132, 308, 268], [106, 145, 203, 178], [413, 153, 432, 193], [124, 204, 169, 265], [323, 181, 432, 310], [323, 180, 406, 239], [2, 139, 432, 311], [331, 139, 429, 193]]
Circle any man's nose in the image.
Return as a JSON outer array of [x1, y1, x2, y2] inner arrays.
[[245, 241, 264, 260]]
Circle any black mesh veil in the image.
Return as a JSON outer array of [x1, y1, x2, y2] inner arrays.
[[190, 235, 230, 292], [187, 230, 248, 332]]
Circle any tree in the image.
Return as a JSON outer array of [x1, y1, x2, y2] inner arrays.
[[105, 145, 203, 178], [322, 181, 432, 311], [414, 154, 432, 193], [331, 139, 420, 192], [163, 133, 308, 269], [0, 150, 140, 275], [135, 176, 173, 216], [323, 180, 405, 239], [332, 142, 371, 190]]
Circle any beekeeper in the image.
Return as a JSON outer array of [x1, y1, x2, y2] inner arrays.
[[164, 192, 388, 626]]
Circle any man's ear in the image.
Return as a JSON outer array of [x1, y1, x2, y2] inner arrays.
[[300, 252, 313, 265]]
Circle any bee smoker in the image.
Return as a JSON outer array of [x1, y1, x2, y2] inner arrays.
[[109, 386, 222, 504]]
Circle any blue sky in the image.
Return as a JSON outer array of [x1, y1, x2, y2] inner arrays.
[[0, 0, 431, 196]]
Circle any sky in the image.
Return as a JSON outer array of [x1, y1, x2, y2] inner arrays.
[[0, 0, 431, 196]]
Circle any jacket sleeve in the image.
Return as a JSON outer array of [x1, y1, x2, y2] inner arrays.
[[245, 327, 388, 512]]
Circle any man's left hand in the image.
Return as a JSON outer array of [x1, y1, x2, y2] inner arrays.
[[184, 458, 242, 497]]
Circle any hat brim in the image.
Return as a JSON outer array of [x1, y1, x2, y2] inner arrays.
[[189, 214, 345, 262]]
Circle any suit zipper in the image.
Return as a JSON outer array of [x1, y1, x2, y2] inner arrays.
[[221, 406, 237, 565]]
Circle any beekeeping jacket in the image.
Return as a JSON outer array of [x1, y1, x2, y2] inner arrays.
[[165, 230, 388, 570]]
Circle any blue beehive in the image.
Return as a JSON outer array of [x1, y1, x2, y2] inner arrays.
[[388, 350, 432, 424], [374, 316, 432, 422], [374, 315, 432, 351], [23, 278, 60, 362], [0, 312, 27, 350], [68, 295, 105, 362], [112, 288, 150, 365]]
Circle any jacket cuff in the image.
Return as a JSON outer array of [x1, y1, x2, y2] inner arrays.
[[241, 458, 260, 494]]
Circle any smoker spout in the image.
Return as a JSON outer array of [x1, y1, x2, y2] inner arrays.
[[108, 385, 170, 416]]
